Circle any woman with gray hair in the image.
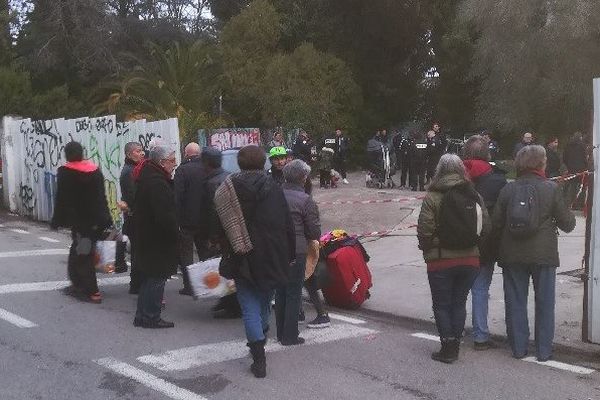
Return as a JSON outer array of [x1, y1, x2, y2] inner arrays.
[[275, 160, 323, 345], [492, 145, 575, 361], [417, 154, 490, 363]]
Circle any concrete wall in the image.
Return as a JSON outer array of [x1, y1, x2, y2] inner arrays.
[[0, 115, 180, 225]]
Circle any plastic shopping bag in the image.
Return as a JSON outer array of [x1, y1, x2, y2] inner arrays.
[[94, 240, 116, 274], [186, 257, 235, 299]]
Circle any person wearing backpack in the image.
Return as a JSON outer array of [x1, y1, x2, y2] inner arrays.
[[493, 145, 575, 361], [417, 154, 491, 364], [462, 135, 507, 350]]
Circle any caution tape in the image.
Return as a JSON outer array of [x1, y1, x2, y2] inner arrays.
[[356, 223, 417, 239], [549, 170, 592, 182], [316, 195, 425, 206]]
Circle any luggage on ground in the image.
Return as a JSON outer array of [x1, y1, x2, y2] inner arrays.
[[322, 241, 372, 309]]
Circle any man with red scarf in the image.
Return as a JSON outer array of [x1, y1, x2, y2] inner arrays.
[[462, 135, 507, 350], [51, 141, 113, 304]]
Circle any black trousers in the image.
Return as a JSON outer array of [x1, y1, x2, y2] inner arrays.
[[409, 162, 425, 190], [396, 158, 409, 187], [179, 229, 210, 290], [68, 231, 99, 295], [319, 170, 331, 187], [333, 157, 347, 179], [124, 216, 143, 291]]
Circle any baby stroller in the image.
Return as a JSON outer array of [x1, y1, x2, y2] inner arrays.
[[366, 139, 394, 189]]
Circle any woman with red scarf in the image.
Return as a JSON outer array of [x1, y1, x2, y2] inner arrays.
[[492, 145, 575, 361]]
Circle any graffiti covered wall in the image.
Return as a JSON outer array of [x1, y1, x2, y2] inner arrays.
[[205, 128, 261, 151], [1, 116, 180, 225]]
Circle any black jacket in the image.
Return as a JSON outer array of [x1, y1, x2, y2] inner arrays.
[[51, 162, 112, 237], [134, 161, 179, 279], [563, 139, 587, 173], [470, 164, 508, 263], [173, 156, 207, 231], [426, 134, 445, 166], [205, 167, 230, 240], [545, 148, 561, 178], [408, 135, 428, 166], [324, 135, 350, 160], [120, 158, 137, 208], [268, 167, 285, 185], [231, 171, 295, 290], [293, 137, 312, 163]]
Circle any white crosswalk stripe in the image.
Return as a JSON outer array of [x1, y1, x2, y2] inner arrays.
[[138, 322, 378, 372]]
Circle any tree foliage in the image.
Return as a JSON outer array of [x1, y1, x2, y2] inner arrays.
[[461, 0, 600, 137]]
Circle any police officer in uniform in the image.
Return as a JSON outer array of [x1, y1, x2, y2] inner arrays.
[[323, 128, 350, 184], [408, 130, 427, 191], [392, 133, 410, 188]]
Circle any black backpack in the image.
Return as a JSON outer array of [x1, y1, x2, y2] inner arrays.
[[438, 184, 483, 249], [507, 183, 540, 238]]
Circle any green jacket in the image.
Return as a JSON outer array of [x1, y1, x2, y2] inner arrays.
[[417, 173, 491, 264], [492, 173, 575, 267]]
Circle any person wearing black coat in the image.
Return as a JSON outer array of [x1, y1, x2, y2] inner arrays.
[[392, 133, 410, 187], [462, 135, 507, 350], [133, 145, 179, 329], [215, 145, 295, 378], [545, 137, 561, 178], [202, 147, 242, 319], [408, 130, 427, 191], [119, 142, 145, 293], [292, 131, 313, 164], [51, 141, 113, 304], [323, 129, 350, 184], [174, 143, 210, 296]]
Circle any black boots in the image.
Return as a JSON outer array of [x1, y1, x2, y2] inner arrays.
[[248, 340, 266, 378], [431, 338, 459, 364]]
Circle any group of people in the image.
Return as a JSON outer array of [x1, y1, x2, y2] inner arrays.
[[51, 138, 334, 378], [268, 129, 351, 189], [417, 134, 575, 364], [390, 122, 448, 191]]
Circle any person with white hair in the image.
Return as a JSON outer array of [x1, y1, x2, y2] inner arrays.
[[493, 145, 575, 361], [133, 144, 179, 328], [417, 154, 490, 363]]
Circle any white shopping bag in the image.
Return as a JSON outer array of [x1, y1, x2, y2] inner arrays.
[[186, 257, 235, 299], [94, 240, 116, 274]]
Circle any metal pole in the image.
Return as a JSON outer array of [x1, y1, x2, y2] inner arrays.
[[587, 78, 600, 343]]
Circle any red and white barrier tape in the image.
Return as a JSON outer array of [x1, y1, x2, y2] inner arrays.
[[356, 223, 417, 239], [549, 170, 592, 182], [316, 195, 425, 206]]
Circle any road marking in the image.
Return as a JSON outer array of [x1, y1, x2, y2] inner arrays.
[[38, 236, 60, 243], [10, 229, 30, 234], [0, 307, 37, 328], [138, 323, 378, 372], [328, 312, 366, 325], [0, 249, 68, 258], [95, 358, 207, 400], [0, 276, 130, 294], [522, 357, 595, 375], [411, 332, 439, 342]]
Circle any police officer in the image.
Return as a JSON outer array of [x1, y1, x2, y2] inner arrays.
[[408, 130, 427, 191], [292, 131, 313, 164], [323, 128, 350, 184], [392, 133, 410, 188], [425, 122, 447, 183]]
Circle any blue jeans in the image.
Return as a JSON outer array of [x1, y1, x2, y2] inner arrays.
[[502, 265, 556, 359], [135, 277, 166, 323], [235, 278, 274, 343], [471, 263, 495, 343], [428, 266, 478, 339], [275, 255, 306, 342]]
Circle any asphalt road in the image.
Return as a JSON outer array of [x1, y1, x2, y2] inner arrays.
[[0, 216, 599, 400]]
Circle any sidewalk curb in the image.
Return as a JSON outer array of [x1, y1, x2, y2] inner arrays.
[[350, 305, 600, 370]]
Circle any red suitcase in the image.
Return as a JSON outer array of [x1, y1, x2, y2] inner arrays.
[[322, 244, 372, 309]]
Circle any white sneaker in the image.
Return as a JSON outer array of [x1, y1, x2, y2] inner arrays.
[[343, 178, 349, 185]]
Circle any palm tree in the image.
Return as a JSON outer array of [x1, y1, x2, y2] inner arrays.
[[95, 40, 225, 141]]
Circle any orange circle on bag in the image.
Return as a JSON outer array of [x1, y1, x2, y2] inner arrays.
[[203, 272, 221, 289]]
